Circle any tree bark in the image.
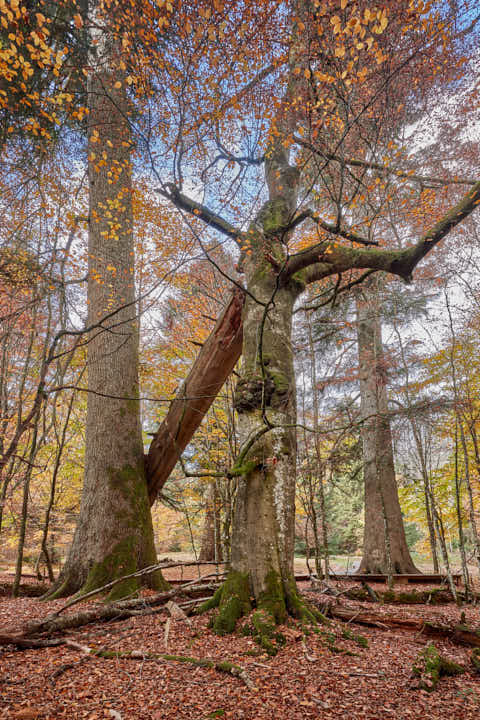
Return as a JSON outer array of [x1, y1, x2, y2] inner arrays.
[[356, 283, 419, 575], [48, 3, 165, 600]]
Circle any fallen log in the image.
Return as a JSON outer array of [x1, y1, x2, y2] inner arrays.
[[0, 582, 49, 598], [319, 603, 480, 648], [23, 579, 221, 636]]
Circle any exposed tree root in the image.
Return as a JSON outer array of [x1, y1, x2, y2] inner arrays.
[[411, 643, 464, 691], [196, 571, 328, 655]]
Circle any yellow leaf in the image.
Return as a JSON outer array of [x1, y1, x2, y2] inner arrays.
[[73, 13, 83, 29]]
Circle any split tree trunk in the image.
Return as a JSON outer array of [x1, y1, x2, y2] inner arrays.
[[356, 283, 419, 575], [146, 288, 243, 503], [48, 4, 164, 599]]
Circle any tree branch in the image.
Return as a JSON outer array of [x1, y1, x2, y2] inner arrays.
[[294, 136, 478, 186], [157, 184, 244, 244]]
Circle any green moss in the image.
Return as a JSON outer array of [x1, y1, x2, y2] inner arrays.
[[257, 570, 287, 624], [81, 536, 139, 601], [284, 576, 329, 626], [209, 571, 251, 636], [342, 628, 368, 648], [258, 197, 291, 235], [230, 460, 258, 477], [412, 644, 464, 691], [196, 584, 223, 614]]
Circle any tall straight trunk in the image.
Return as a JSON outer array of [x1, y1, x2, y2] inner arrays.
[[13, 425, 38, 596], [460, 422, 480, 579], [307, 314, 329, 579], [48, 2, 164, 600], [199, 481, 223, 562], [356, 284, 419, 574], [454, 421, 470, 593]]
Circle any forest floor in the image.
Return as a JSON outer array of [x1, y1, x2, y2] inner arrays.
[[1, 570, 479, 719]]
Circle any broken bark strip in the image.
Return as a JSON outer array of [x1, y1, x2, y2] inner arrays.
[[64, 640, 255, 690], [146, 288, 244, 503], [320, 603, 480, 647]]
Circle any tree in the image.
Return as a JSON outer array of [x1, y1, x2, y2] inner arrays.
[[48, 0, 165, 599], [154, 1, 480, 637], [355, 281, 419, 574]]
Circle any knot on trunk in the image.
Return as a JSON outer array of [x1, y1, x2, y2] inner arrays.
[[234, 370, 291, 413]]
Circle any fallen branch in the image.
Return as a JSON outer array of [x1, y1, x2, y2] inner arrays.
[[24, 577, 221, 637], [0, 633, 66, 650], [318, 602, 480, 647], [65, 640, 255, 690]]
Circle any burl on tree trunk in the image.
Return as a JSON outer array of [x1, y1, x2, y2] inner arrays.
[[356, 283, 419, 575]]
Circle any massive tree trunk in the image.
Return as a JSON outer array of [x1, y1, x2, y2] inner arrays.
[[356, 283, 419, 575], [48, 4, 165, 599]]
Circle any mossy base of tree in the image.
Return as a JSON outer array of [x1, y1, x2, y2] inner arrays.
[[197, 570, 328, 655], [43, 537, 168, 602], [412, 643, 464, 691]]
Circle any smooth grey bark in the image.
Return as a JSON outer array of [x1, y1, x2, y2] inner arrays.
[[48, 3, 164, 599], [356, 284, 419, 574]]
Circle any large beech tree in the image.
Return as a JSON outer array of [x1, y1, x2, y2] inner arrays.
[[44, 0, 479, 623], [148, 1, 480, 638]]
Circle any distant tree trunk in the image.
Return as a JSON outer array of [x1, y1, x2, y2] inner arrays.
[[47, 2, 165, 600], [199, 482, 223, 562], [13, 425, 38, 596], [356, 284, 419, 575], [307, 314, 329, 579]]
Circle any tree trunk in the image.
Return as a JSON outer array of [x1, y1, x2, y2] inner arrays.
[[356, 284, 419, 575], [199, 482, 223, 562], [231, 267, 299, 607], [48, 4, 165, 600]]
